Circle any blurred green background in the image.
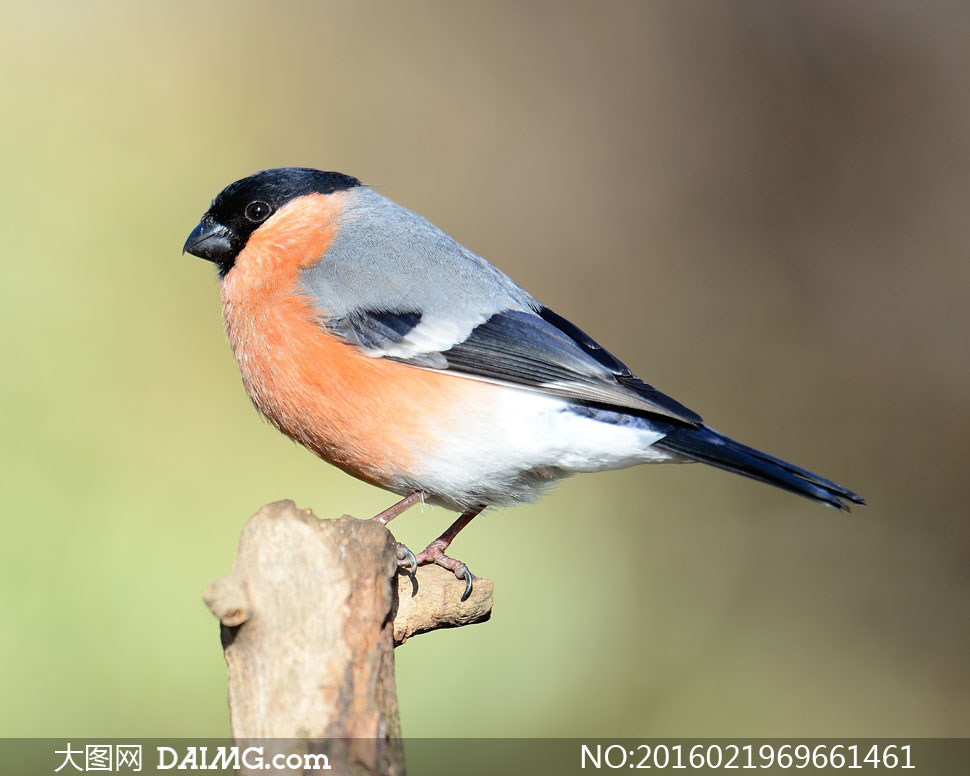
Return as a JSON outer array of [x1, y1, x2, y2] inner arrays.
[[1, 0, 967, 739]]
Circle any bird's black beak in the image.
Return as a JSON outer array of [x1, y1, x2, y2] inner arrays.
[[183, 217, 234, 262]]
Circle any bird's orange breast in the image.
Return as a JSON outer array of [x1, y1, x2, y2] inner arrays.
[[217, 192, 486, 488]]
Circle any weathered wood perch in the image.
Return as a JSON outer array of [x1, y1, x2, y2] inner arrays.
[[203, 499, 493, 775]]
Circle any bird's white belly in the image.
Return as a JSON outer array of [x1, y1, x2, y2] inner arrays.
[[401, 384, 677, 510]]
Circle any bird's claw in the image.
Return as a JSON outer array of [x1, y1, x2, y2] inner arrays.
[[395, 542, 418, 575], [455, 563, 474, 601]]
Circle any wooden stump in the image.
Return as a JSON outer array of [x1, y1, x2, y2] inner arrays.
[[204, 500, 493, 775]]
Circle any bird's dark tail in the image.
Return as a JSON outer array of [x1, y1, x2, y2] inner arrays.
[[655, 425, 865, 511]]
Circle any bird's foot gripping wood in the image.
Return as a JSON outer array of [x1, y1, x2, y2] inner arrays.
[[410, 508, 483, 601], [414, 539, 474, 601], [391, 537, 475, 601]]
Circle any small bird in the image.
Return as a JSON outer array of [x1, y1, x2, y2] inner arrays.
[[185, 167, 864, 598]]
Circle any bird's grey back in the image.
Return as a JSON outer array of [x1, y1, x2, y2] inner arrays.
[[298, 186, 537, 326]]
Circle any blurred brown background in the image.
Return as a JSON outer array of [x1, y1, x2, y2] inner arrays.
[[0, 0, 967, 737]]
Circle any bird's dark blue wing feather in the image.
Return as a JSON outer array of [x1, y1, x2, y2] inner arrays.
[[537, 307, 702, 422], [324, 308, 419, 349]]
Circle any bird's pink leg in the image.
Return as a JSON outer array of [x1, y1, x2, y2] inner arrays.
[[371, 492, 426, 573], [371, 491, 425, 525]]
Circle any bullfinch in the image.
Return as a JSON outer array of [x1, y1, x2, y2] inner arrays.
[[184, 167, 864, 599]]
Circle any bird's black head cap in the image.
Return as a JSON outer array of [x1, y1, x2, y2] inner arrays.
[[184, 168, 361, 276]]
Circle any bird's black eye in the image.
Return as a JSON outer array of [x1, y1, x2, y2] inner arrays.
[[244, 200, 272, 223]]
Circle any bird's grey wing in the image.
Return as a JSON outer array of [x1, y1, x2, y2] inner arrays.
[[301, 186, 702, 424]]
